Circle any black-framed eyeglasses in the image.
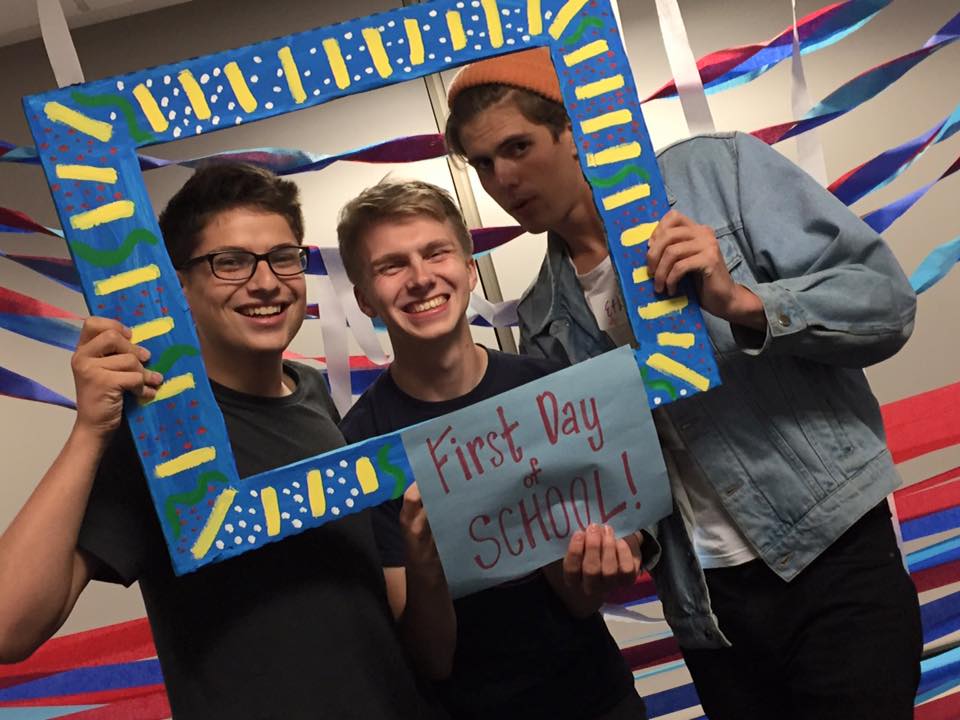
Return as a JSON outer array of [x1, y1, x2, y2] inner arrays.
[[177, 246, 309, 281]]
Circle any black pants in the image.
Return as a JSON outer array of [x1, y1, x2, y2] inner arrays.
[[682, 502, 922, 720]]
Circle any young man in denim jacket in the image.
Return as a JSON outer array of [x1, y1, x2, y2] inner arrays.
[[444, 47, 922, 720]]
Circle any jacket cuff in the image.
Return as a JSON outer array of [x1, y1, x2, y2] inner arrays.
[[733, 281, 808, 356]]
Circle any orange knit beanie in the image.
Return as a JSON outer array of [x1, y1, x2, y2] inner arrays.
[[446, 47, 563, 108]]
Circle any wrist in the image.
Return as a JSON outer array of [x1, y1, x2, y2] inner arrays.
[[725, 285, 766, 331]]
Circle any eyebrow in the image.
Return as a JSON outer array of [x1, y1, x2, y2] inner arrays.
[[369, 239, 456, 267], [468, 132, 531, 164]]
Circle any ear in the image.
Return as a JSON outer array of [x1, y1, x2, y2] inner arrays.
[[353, 283, 378, 319], [466, 255, 478, 292]]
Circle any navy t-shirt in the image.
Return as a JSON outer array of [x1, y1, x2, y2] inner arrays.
[[340, 349, 636, 720]]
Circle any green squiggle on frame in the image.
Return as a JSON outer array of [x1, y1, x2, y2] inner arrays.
[[640, 366, 677, 401], [564, 17, 604, 45], [71, 228, 158, 267], [588, 164, 651, 189], [147, 344, 200, 375], [378, 443, 409, 499], [165, 471, 229, 540], [70, 90, 155, 143]]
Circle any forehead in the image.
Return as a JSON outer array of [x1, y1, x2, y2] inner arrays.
[[362, 215, 461, 255], [196, 207, 296, 251], [459, 97, 546, 153]]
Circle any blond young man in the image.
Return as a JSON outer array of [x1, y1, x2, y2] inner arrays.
[[338, 179, 648, 720], [441, 48, 922, 720]]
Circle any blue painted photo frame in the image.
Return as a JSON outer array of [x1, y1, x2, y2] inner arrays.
[[23, 0, 719, 575]]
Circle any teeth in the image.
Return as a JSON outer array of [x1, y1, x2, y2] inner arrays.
[[410, 296, 447, 313], [240, 305, 282, 317]]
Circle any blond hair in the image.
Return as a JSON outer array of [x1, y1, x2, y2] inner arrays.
[[337, 180, 473, 284]]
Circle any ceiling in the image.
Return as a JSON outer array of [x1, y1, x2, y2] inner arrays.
[[0, 0, 192, 47]]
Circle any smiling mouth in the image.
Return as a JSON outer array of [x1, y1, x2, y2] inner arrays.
[[511, 197, 534, 213], [406, 296, 448, 314], [238, 304, 285, 318]]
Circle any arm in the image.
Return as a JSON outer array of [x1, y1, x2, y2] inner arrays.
[[542, 524, 642, 618], [0, 318, 162, 662], [648, 132, 916, 368], [382, 483, 457, 680]]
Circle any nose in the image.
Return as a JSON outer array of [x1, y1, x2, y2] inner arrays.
[[246, 256, 281, 292], [406, 257, 435, 291], [493, 158, 519, 189]]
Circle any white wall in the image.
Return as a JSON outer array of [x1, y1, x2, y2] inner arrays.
[[1, 0, 957, 646]]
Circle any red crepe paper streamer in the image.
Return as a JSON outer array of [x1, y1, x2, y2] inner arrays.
[[0, 619, 154, 681], [0, 287, 80, 320], [881, 382, 960, 464], [54, 688, 171, 720], [893, 465, 960, 522]]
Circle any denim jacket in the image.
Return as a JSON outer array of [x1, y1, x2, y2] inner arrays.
[[516, 132, 917, 649]]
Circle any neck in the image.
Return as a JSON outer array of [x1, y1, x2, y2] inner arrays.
[[203, 348, 291, 397], [553, 187, 609, 274], [388, 324, 487, 402]]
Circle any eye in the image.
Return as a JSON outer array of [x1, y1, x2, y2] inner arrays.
[[470, 157, 493, 173], [378, 263, 402, 276], [508, 140, 530, 156], [213, 253, 247, 271], [428, 247, 451, 260]]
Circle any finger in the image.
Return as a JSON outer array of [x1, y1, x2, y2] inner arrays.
[[563, 531, 586, 586], [404, 482, 422, 504], [581, 524, 604, 595], [664, 255, 706, 296], [78, 328, 150, 363], [653, 240, 700, 294], [614, 538, 636, 584], [647, 225, 698, 275], [78, 317, 130, 347], [600, 525, 619, 578]]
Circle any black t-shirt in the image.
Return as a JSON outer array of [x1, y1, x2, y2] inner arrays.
[[78, 362, 435, 720], [340, 349, 636, 720]]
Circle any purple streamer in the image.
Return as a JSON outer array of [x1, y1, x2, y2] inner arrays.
[[0, 366, 75, 410]]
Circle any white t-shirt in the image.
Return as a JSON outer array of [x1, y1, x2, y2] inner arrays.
[[574, 256, 757, 568]]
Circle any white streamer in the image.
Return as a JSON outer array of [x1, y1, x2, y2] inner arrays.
[[318, 247, 391, 367], [653, 0, 715, 135], [791, 0, 829, 185], [468, 291, 519, 328], [312, 273, 353, 417], [37, 0, 84, 87]]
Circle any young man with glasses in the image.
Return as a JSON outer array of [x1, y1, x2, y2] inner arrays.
[[0, 164, 438, 719]]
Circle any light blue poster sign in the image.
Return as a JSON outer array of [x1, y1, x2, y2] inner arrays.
[[402, 347, 671, 597]]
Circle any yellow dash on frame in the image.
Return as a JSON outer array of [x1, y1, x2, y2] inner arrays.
[[527, 0, 543, 35], [621, 222, 658, 247], [144, 373, 196, 405], [564, 39, 609, 67], [549, 0, 590, 40], [404, 19, 425, 65], [581, 109, 633, 134], [94, 265, 161, 296], [638, 297, 688, 320], [69, 200, 135, 230], [657, 332, 696, 349], [177, 70, 211, 120], [586, 142, 641, 167], [278, 46, 307, 104], [356, 457, 379, 495], [155, 446, 217, 479], [224, 62, 258, 113], [261, 487, 281, 536], [646, 353, 711, 392], [575, 75, 625, 100], [632, 266, 650, 284], [191, 488, 237, 559], [602, 183, 650, 211], [481, 0, 504, 48], [55, 164, 118, 184], [446, 11, 467, 51], [307, 470, 327, 517], [43, 102, 112, 142], [129, 316, 175, 344], [362, 28, 394, 77], [132, 84, 168, 133], [323, 38, 351, 89]]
